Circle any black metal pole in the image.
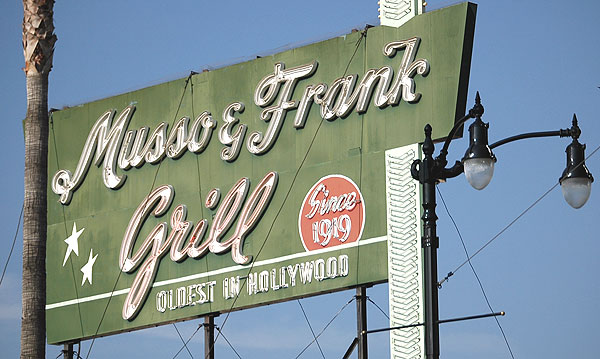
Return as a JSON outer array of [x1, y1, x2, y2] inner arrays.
[[356, 286, 368, 359], [420, 125, 440, 359], [62, 343, 73, 359], [204, 315, 215, 359]]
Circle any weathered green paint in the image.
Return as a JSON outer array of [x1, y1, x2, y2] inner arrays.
[[46, 2, 476, 343]]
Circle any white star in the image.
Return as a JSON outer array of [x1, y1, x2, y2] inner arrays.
[[80, 249, 98, 286], [63, 223, 85, 266]]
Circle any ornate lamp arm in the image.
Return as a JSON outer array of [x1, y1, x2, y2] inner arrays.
[[437, 91, 484, 164], [410, 92, 485, 184], [490, 115, 580, 149]]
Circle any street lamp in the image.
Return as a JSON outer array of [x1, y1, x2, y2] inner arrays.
[[462, 113, 495, 190], [410, 92, 593, 359], [560, 132, 594, 208]]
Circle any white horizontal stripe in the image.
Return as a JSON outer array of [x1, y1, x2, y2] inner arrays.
[[45, 289, 130, 309], [46, 236, 387, 310]]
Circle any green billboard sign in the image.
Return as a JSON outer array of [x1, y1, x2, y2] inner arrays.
[[46, 2, 476, 344]]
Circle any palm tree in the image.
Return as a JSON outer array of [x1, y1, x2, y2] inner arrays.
[[21, 0, 56, 357]]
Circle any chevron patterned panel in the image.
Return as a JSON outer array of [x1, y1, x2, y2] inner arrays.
[[385, 144, 424, 359]]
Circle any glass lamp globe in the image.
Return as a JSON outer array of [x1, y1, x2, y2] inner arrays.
[[463, 158, 495, 190], [561, 177, 592, 209]]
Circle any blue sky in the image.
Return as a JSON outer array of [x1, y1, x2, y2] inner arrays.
[[1, 1, 599, 358]]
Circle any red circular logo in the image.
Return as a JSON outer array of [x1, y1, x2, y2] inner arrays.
[[298, 175, 365, 251]]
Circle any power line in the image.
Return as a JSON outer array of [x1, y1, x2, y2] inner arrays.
[[367, 296, 389, 320], [50, 112, 86, 338], [353, 29, 368, 290], [172, 324, 203, 359], [174, 28, 369, 359], [172, 323, 194, 359], [86, 74, 194, 359], [439, 142, 600, 286], [0, 203, 23, 289], [437, 187, 515, 359], [434, 142, 599, 358], [297, 299, 326, 359], [293, 296, 355, 359], [215, 326, 243, 359]]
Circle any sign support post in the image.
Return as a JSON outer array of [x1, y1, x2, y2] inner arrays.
[[204, 315, 216, 359], [356, 287, 368, 359], [62, 343, 73, 359]]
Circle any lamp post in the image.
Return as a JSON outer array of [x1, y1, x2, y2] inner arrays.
[[410, 92, 593, 359]]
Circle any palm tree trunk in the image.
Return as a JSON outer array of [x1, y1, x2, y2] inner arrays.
[[22, 73, 49, 359], [21, 1, 56, 357]]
